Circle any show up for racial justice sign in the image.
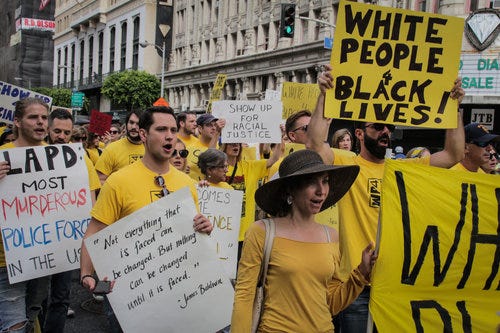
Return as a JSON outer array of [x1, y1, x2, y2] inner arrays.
[[0, 80, 53, 124], [0, 144, 91, 283], [85, 187, 234, 332], [371, 160, 500, 332], [327, 1, 464, 128], [212, 100, 282, 143], [197, 186, 243, 280]]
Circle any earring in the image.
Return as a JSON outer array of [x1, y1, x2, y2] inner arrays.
[[286, 195, 292, 205]]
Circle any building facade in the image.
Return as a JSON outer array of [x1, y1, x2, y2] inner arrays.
[[53, 0, 500, 145]]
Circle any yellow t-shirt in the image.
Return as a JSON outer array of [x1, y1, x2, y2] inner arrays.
[[0, 142, 100, 267], [450, 162, 486, 173], [85, 147, 101, 165], [231, 223, 368, 332], [91, 160, 198, 224], [226, 159, 267, 241], [334, 154, 430, 280], [185, 140, 210, 182], [94, 137, 144, 176], [207, 181, 234, 189], [178, 134, 201, 147]]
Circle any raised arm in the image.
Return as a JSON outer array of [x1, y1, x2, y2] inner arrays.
[[430, 78, 465, 168], [306, 65, 334, 165]]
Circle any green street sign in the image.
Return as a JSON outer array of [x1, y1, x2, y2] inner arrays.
[[71, 92, 85, 108]]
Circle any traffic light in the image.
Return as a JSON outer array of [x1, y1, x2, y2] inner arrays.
[[280, 4, 296, 38]]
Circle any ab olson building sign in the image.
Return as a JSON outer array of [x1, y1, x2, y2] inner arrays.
[[459, 8, 500, 131]]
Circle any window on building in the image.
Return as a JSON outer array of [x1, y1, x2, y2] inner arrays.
[[470, 0, 478, 11], [89, 36, 94, 80], [121, 22, 127, 71], [71, 44, 75, 84], [132, 17, 140, 70], [110, 27, 116, 72], [258, 24, 269, 52], [418, 0, 427, 11], [63, 47, 68, 83], [80, 40, 84, 83], [57, 49, 61, 85], [98, 33, 103, 75]]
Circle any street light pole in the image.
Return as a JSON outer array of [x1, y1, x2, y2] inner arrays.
[[140, 24, 170, 98]]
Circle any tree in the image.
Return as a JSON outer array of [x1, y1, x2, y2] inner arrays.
[[101, 70, 161, 111], [32, 87, 90, 114]]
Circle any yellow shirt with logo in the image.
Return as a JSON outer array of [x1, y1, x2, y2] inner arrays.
[[178, 134, 201, 147], [226, 159, 267, 241], [185, 140, 211, 182], [334, 154, 430, 280], [450, 162, 486, 173], [91, 160, 198, 225], [95, 137, 144, 177]]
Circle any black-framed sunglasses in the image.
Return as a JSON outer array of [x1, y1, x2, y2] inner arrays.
[[154, 175, 170, 197], [172, 149, 189, 158], [109, 130, 119, 134], [365, 123, 396, 132], [291, 124, 308, 133], [470, 140, 490, 148], [489, 152, 498, 160]]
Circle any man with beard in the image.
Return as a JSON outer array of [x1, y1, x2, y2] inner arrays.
[[41, 109, 101, 332], [95, 110, 144, 184], [451, 123, 499, 173], [307, 65, 465, 333], [0, 98, 53, 332], [176, 112, 200, 146]]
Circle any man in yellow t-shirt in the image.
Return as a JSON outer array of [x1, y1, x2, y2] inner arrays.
[[307, 66, 465, 333], [451, 122, 499, 173], [176, 112, 200, 147], [186, 114, 224, 181], [80, 106, 213, 332], [95, 110, 144, 184]]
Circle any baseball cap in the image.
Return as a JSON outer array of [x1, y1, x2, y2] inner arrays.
[[465, 123, 499, 145], [196, 113, 218, 126]]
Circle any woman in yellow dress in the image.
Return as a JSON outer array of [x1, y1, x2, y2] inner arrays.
[[231, 149, 377, 332]]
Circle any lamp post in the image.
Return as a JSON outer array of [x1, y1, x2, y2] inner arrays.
[[140, 24, 170, 98]]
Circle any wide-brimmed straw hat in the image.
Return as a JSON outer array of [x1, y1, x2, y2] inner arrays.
[[256, 149, 359, 216]]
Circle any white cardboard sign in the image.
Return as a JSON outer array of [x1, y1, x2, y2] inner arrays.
[[0, 143, 91, 283], [212, 100, 282, 143], [0, 81, 53, 124], [85, 187, 235, 332], [197, 186, 243, 280]]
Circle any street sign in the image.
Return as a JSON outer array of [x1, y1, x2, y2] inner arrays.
[[324, 37, 333, 49], [71, 92, 85, 108]]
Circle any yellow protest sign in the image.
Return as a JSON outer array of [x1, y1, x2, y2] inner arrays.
[[371, 160, 500, 332], [326, 1, 464, 128], [207, 74, 227, 113], [281, 82, 320, 119]]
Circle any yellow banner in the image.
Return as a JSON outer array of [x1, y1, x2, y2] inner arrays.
[[207, 74, 227, 113], [371, 160, 500, 332], [326, 1, 464, 128], [281, 82, 320, 119]]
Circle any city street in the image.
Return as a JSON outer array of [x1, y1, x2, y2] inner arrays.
[[64, 270, 111, 333]]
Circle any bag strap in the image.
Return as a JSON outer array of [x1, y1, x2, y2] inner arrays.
[[323, 225, 331, 243], [257, 218, 275, 287], [227, 162, 238, 184]]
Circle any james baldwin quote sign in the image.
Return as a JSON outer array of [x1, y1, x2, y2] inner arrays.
[[198, 186, 243, 280], [85, 187, 234, 332], [327, 1, 464, 128], [212, 100, 282, 144], [0, 144, 91, 283], [0, 80, 52, 124]]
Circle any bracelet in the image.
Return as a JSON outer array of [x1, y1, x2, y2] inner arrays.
[[80, 274, 96, 286]]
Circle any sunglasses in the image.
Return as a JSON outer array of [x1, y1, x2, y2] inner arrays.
[[109, 130, 119, 134], [470, 140, 491, 148], [154, 175, 170, 197], [291, 124, 308, 133], [490, 152, 498, 160], [72, 136, 87, 141], [172, 149, 189, 158], [364, 123, 396, 132]]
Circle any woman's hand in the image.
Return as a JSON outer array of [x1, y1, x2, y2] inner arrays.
[[358, 242, 377, 280], [318, 64, 334, 95], [0, 161, 10, 180], [193, 213, 213, 235], [198, 179, 210, 187]]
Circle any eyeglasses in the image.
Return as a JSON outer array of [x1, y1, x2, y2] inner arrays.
[[489, 152, 498, 160], [109, 130, 119, 134], [470, 140, 491, 148], [364, 123, 396, 132], [172, 149, 189, 158], [154, 175, 170, 197], [72, 136, 87, 141], [213, 164, 229, 170], [291, 125, 308, 133]]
